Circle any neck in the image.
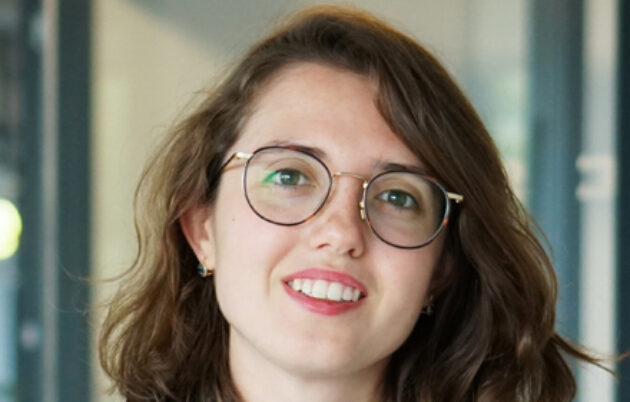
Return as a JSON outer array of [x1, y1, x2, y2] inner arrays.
[[229, 330, 387, 402]]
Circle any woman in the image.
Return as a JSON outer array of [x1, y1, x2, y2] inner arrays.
[[100, 6, 600, 401]]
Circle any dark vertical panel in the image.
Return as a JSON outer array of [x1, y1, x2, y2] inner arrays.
[[56, 0, 91, 401], [16, 0, 44, 400], [529, 0, 583, 341], [616, 0, 630, 399], [16, 0, 91, 401]]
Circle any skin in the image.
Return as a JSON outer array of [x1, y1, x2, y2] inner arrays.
[[182, 62, 447, 402]]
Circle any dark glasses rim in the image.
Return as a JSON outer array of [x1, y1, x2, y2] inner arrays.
[[242, 146, 333, 227], [362, 169, 454, 249]]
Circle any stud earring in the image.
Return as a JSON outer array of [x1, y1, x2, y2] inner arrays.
[[421, 295, 434, 315], [197, 261, 214, 277]]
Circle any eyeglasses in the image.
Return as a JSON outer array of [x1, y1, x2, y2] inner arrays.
[[219, 146, 463, 249]]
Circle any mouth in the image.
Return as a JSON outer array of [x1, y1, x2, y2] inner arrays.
[[281, 269, 368, 315], [285, 278, 364, 302]]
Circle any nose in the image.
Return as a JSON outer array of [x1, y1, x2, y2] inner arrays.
[[306, 174, 367, 258]]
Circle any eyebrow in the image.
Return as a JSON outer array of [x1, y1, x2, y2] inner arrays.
[[378, 162, 426, 174], [265, 140, 327, 160], [262, 140, 426, 174]]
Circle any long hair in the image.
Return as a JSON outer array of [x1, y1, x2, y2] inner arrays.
[[99, 6, 599, 401]]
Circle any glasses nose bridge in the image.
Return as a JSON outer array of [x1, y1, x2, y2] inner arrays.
[[332, 171, 368, 183], [330, 171, 369, 221]]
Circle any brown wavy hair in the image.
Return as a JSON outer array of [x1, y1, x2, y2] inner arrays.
[[99, 6, 601, 401]]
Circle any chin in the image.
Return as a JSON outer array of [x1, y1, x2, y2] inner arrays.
[[266, 336, 390, 379]]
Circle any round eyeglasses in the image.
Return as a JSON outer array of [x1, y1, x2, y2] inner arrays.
[[218, 146, 463, 249]]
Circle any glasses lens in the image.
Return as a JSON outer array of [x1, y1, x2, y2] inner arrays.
[[365, 172, 447, 248], [244, 148, 331, 224]]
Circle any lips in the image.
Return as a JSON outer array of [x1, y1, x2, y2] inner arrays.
[[282, 269, 367, 315]]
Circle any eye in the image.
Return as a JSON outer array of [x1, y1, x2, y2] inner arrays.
[[263, 168, 309, 186], [377, 189, 419, 209]]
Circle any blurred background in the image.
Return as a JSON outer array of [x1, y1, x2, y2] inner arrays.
[[0, 0, 627, 401]]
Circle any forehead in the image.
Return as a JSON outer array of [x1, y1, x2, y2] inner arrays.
[[233, 62, 421, 171]]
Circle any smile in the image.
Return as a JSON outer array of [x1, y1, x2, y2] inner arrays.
[[286, 278, 363, 302], [282, 268, 367, 315]]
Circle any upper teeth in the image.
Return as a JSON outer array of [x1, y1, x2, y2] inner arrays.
[[287, 279, 362, 302]]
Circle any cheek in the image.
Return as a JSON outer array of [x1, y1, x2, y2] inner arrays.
[[210, 190, 296, 313], [381, 245, 440, 298], [214, 208, 293, 275], [377, 244, 444, 328], [212, 181, 277, 265], [383, 262, 432, 322]]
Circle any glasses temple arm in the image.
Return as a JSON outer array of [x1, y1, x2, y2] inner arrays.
[[447, 192, 464, 204], [219, 151, 252, 171]]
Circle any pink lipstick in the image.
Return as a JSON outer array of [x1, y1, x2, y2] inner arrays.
[[282, 269, 367, 315]]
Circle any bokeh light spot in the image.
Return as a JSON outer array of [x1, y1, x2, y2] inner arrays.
[[0, 198, 22, 260]]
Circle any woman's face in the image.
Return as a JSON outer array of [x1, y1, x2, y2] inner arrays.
[[190, 63, 446, 381]]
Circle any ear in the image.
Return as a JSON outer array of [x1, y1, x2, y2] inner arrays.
[[179, 205, 216, 269]]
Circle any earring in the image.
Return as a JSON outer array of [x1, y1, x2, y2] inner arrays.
[[421, 295, 434, 315], [197, 261, 214, 277]]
